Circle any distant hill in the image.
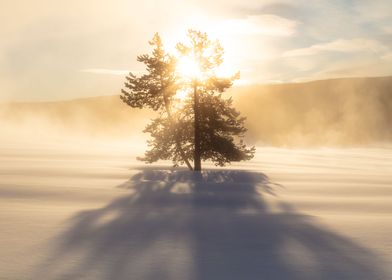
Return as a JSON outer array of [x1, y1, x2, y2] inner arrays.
[[1, 76, 392, 146], [231, 76, 392, 146]]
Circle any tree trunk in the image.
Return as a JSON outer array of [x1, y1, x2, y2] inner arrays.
[[193, 81, 202, 171], [163, 99, 193, 171]]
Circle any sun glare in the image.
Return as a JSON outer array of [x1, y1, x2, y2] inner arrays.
[[176, 53, 237, 83], [175, 89, 190, 101], [176, 56, 203, 80]]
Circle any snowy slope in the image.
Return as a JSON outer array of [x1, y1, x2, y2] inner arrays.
[[0, 142, 392, 279]]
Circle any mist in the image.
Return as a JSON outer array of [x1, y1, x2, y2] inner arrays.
[[233, 76, 392, 146], [0, 95, 149, 148], [1, 76, 392, 148]]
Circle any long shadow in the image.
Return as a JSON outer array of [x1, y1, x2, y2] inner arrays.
[[36, 169, 388, 280]]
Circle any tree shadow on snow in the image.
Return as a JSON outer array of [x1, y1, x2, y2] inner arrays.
[[36, 169, 388, 280]]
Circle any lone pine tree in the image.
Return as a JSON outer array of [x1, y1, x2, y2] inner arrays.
[[121, 30, 255, 171], [120, 34, 193, 170]]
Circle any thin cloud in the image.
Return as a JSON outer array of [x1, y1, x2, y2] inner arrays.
[[383, 26, 392, 34], [216, 14, 298, 36], [282, 38, 388, 57], [79, 69, 132, 76], [382, 52, 392, 61]]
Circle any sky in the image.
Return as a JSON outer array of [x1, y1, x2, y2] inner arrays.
[[0, 0, 391, 101]]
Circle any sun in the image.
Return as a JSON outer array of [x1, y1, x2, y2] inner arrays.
[[176, 56, 203, 80], [176, 53, 236, 83], [174, 55, 203, 102]]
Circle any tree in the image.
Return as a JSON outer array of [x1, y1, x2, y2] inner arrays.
[[120, 33, 193, 170], [121, 30, 255, 171]]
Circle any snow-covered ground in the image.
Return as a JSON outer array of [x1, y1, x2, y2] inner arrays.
[[1, 141, 392, 279]]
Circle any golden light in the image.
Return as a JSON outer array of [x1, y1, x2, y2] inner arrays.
[[172, 88, 191, 112], [175, 89, 189, 101], [176, 56, 203, 80], [176, 52, 238, 83]]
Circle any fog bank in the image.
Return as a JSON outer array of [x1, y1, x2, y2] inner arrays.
[[1, 76, 392, 147]]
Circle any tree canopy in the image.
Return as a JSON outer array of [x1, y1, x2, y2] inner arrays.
[[121, 30, 255, 171]]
